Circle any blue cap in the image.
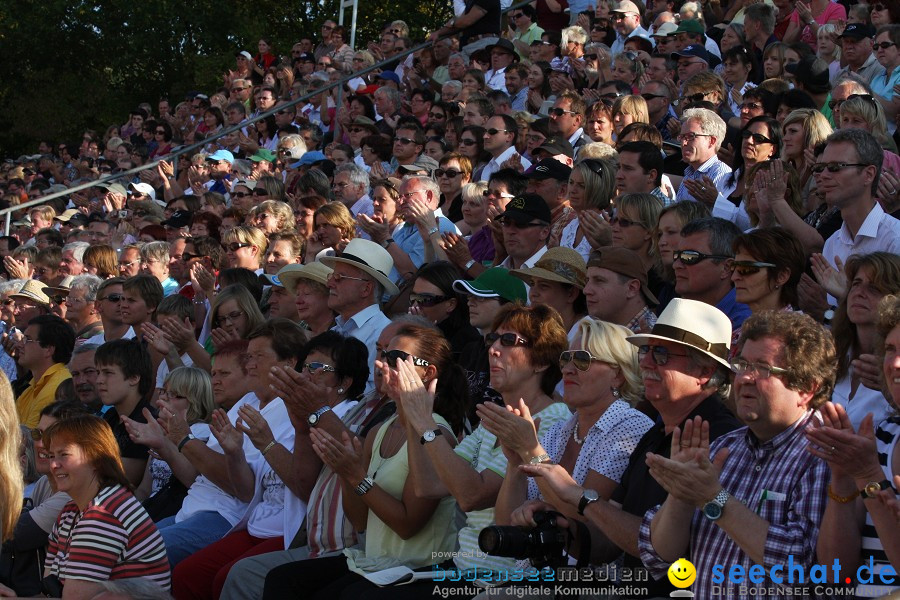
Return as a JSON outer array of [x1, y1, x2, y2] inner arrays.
[[207, 149, 235, 164], [290, 150, 327, 168], [671, 44, 711, 64], [377, 71, 401, 84]]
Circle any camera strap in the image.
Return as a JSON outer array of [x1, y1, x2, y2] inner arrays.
[[573, 521, 591, 568]]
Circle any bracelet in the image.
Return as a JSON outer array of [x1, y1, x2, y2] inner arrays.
[[827, 485, 859, 504], [177, 434, 195, 452], [464, 259, 476, 270], [428, 226, 440, 236], [261, 440, 277, 456], [355, 476, 375, 496], [529, 453, 552, 465]]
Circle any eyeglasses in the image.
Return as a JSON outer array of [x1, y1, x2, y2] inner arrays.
[[29, 428, 45, 441], [304, 361, 336, 373], [873, 3, 886, 10], [638, 344, 690, 365], [730, 260, 777, 276], [740, 102, 763, 111], [810, 162, 870, 175], [118, 258, 141, 268], [549, 107, 578, 117], [483, 189, 516, 199], [158, 389, 188, 402], [100, 293, 124, 302], [828, 93, 877, 110], [232, 191, 251, 198], [394, 137, 416, 145], [485, 332, 530, 347], [730, 358, 790, 380], [741, 130, 773, 144], [676, 132, 712, 143], [559, 350, 608, 371], [48, 294, 66, 305], [409, 293, 450, 307], [434, 168, 462, 178], [673, 250, 732, 265], [498, 218, 545, 229], [429, 112, 446, 120], [610, 215, 642, 228], [585, 54, 598, 60], [214, 310, 244, 327], [485, 128, 510, 136], [226, 242, 252, 251], [348, 127, 366, 134], [328, 272, 370, 284], [253, 189, 269, 196], [459, 139, 477, 146], [182, 252, 201, 262], [380, 349, 431, 367], [874, 41, 896, 50], [640, 93, 666, 101], [509, 12, 523, 18]]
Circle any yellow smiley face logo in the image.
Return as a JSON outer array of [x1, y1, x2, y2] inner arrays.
[[667, 558, 696, 589]]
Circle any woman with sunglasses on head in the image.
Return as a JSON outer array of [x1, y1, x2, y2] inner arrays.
[[262, 325, 466, 599], [174, 332, 369, 600], [408, 262, 480, 362], [486, 317, 652, 541], [560, 158, 617, 261], [2, 401, 88, 597], [349, 306, 571, 599]]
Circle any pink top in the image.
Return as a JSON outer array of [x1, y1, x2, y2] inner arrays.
[[789, 2, 847, 51]]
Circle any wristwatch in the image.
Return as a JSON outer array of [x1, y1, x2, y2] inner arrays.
[[381, 238, 394, 249], [464, 259, 476, 271], [307, 405, 332, 427], [529, 453, 551, 465], [355, 476, 375, 495], [702, 489, 730, 521], [860, 479, 893, 499], [420, 428, 443, 444], [578, 489, 600, 515], [177, 434, 196, 453]]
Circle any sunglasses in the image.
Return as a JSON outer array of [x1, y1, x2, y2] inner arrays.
[[739, 101, 762, 111], [828, 93, 877, 110], [304, 361, 336, 373], [380, 349, 431, 367], [638, 344, 690, 366], [459, 139, 477, 146], [810, 162, 870, 174], [409, 293, 450, 307], [182, 252, 201, 262], [29, 428, 44, 442], [429, 112, 446, 119], [673, 250, 732, 265], [873, 3, 886, 9], [394, 137, 416, 145], [610, 215, 642, 228], [873, 41, 896, 50], [549, 107, 577, 117], [348, 127, 366, 134], [730, 260, 776, 276], [585, 54, 598, 60], [485, 128, 510, 136], [435, 168, 462, 178], [232, 191, 251, 198], [253, 189, 269, 196], [101, 293, 124, 302], [485, 332, 530, 347], [226, 242, 252, 251], [741, 130, 773, 144], [559, 350, 608, 371], [640, 93, 666, 101]]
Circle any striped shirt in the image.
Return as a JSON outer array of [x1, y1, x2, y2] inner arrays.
[[675, 154, 733, 204], [638, 411, 828, 600], [857, 416, 900, 598], [46, 485, 170, 590]]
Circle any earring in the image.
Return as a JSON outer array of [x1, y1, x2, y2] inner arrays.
[[611, 387, 621, 398], [337, 387, 344, 394], [774, 284, 780, 289]]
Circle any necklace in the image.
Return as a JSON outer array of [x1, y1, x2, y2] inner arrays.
[[572, 421, 585, 445]]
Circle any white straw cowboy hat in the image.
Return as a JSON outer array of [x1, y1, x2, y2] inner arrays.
[[626, 298, 732, 368], [319, 239, 400, 296]]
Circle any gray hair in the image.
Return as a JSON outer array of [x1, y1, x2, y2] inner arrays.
[[374, 86, 401, 109], [562, 26, 588, 46], [826, 128, 884, 194], [680, 217, 743, 258], [403, 175, 441, 209], [63, 241, 90, 263], [231, 159, 253, 177], [71, 343, 100, 359], [335, 162, 370, 190], [682, 108, 727, 152], [0, 279, 25, 297], [449, 53, 470, 66], [443, 80, 463, 94], [94, 578, 174, 599], [744, 3, 776, 35], [69, 274, 103, 303], [140, 241, 170, 264], [689, 349, 732, 397], [279, 134, 307, 160], [832, 74, 872, 96]]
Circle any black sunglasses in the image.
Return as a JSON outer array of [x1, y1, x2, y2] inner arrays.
[[485, 332, 530, 347], [673, 250, 732, 265], [434, 168, 462, 178], [101, 293, 124, 302], [741, 130, 773, 144], [380, 349, 431, 367], [409, 293, 450, 307], [638, 345, 689, 366], [226, 242, 252, 251], [730, 260, 776, 276]]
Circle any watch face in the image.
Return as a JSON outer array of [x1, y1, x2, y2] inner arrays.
[[423, 430, 436, 442], [307, 413, 319, 425], [584, 489, 599, 502], [703, 502, 723, 520], [864, 482, 882, 497]]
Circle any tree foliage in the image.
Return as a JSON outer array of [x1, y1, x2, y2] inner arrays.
[[0, 0, 449, 155]]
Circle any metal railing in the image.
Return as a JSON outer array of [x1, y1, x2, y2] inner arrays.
[[2, 2, 531, 234]]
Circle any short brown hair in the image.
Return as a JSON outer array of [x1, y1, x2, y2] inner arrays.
[[739, 311, 836, 408], [43, 415, 131, 490], [491, 304, 568, 396]]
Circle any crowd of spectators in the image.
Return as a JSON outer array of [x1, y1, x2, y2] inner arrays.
[[1, 0, 900, 598]]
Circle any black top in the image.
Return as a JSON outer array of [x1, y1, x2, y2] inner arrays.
[[461, 0, 501, 41], [103, 399, 154, 461], [609, 394, 741, 598]]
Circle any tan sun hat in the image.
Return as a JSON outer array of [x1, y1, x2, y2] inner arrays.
[[10, 280, 51, 308], [510, 247, 587, 289]]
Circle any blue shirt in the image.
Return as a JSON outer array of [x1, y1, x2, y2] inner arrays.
[[332, 303, 391, 395], [715, 287, 752, 333], [676, 155, 733, 203], [389, 210, 460, 284]]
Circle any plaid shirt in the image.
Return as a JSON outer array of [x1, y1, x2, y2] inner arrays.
[[625, 305, 657, 334], [638, 411, 829, 600]]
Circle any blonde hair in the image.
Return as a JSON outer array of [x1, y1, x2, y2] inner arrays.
[[817, 24, 841, 61], [0, 374, 22, 541], [254, 200, 296, 233], [612, 95, 650, 126], [841, 94, 894, 149], [575, 317, 643, 405], [461, 181, 488, 206], [29, 205, 56, 223], [222, 226, 268, 265], [314, 202, 357, 241], [164, 367, 216, 424]]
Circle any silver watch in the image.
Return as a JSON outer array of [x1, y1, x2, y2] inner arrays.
[[307, 405, 332, 427]]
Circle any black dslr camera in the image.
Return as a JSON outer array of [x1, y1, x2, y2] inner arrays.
[[478, 510, 568, 569]]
